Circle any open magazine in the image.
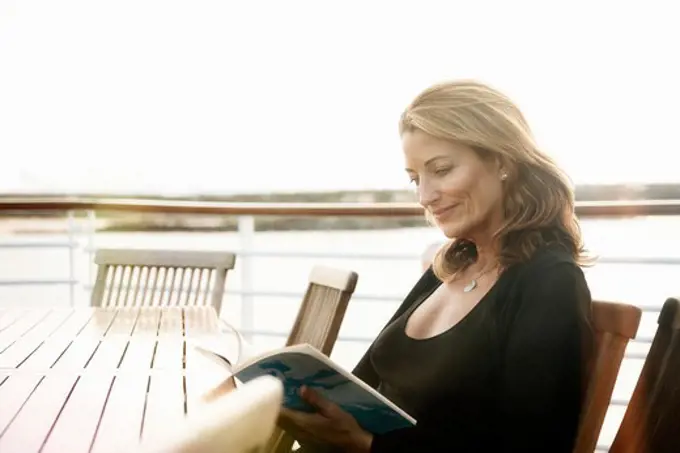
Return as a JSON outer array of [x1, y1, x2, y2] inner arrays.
[[192, 339, 417, 435]]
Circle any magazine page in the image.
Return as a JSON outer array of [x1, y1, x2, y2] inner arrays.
[[233, 347, 416, 434]]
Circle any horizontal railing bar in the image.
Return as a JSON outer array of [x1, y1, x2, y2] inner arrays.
[[2, 197, 680, 218], [76, 246, 680, 266], [593, 256, 680, 266], [77, 285, 666, 316], [0, 242, 76, 249], [75, 285, 667, 318], [0, 279, 78, 286]]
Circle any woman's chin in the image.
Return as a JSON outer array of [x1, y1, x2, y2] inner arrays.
[[439, 223, 466, 239], [439, 215, 478, 237]]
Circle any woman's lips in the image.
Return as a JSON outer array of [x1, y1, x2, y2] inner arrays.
[[432, 205, 458, 218]]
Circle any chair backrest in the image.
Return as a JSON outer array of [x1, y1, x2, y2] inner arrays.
[[573, 300, 642, 453], [284, 265, 359, 352], [137, 375, 283, 453], [609, 297, 680, 453], [267, 265, 358, 453], [91, 248, 236, 314]]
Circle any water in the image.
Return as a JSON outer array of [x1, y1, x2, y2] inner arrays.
[[2, 216, 679, 446]]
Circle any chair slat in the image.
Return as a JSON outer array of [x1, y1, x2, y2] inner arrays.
[[268, 265, 358, 453], [574, 300, 641, 453], [90, 249, 236, 315]]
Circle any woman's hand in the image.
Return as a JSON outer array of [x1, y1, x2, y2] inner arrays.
[[278, 386, 373, 453]]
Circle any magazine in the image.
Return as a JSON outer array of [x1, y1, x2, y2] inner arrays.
[[192, 341, 416, 435]]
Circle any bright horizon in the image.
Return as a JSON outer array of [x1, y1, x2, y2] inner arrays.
[[1, 1, 678, 196]]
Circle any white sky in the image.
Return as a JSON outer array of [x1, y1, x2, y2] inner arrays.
[[0, 1, 678, 195]]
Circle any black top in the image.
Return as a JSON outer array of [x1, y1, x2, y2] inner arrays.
[[352, 245, 593, 453]]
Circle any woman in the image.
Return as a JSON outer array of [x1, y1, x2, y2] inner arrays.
[[280, 80, 594, 452]]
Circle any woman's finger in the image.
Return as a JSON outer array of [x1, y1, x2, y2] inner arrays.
[[300, 386, 342, 418], [279, 407, 326, 428]]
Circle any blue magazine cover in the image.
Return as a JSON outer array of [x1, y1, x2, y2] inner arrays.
[[200, 343, 416, 435]]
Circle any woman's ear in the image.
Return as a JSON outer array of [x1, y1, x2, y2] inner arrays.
[[494, 156, 515, 183]]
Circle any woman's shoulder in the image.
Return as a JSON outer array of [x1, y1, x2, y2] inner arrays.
[[514, 243, 584, 280], [496, 244, 592, 332], [502, 244, 591, 308]]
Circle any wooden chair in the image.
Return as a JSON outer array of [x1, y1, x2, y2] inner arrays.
[[201, 265, 358, 407], [90, 248, 236, 314], [137, 375, 283, 453], [283, 265, 359, 350], [265, 265, 359, 453], [573, 300, 642, 453], [609, 297, 680, 453]]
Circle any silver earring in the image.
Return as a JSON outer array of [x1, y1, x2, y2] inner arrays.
[[500, 172, 508, 181]]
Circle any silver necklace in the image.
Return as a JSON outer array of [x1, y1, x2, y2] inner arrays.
[[462, 265, 497, 293]]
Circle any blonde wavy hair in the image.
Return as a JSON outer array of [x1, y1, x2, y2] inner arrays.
[[400, 80, 589, 282]]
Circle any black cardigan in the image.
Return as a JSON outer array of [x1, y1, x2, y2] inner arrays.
[[352, 245, 593, 453]]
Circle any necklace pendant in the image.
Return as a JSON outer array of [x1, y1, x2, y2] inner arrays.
[[463, 279, 478, 293]]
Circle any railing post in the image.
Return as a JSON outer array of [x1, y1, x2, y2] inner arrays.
[[237, 215, 256, 342], [66, 210, 77, 307], [86, 210, 96, 291]]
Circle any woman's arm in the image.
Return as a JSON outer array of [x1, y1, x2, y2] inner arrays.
[[495, 262, 592, 451]]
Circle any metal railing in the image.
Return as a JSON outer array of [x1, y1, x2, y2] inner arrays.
[[2, 196, 680, 304], [2, 196, 680, 216], [2, 196, 680, 451]]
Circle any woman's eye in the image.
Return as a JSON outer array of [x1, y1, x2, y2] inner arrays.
[[434, 167, 451, 176]]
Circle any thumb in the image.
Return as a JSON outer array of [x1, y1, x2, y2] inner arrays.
[[300, 386, 339, 417]]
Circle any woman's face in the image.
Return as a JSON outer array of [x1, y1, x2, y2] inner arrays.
[[403, 129, 506, 241]]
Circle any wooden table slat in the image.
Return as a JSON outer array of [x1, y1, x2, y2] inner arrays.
[[158, 307, 183, 336], [40, 373, 114, 453], [183, 306, 219, 336], [128, 308, 162, 338], [89, 374, 148, 453], [86, 338, 129, 370], [48, 309, 118, 370], [17, 311, 96, 369], [50, 337, 101, 370], [105, 309, 141, 336], [0, 373, 78, 453], [0, 310, 75, 368], [76, 309, 118, 339], [141, 373, 186, 444], [0, 310, 28, 332], [0, 306, 235, 453], [152, 337, 184, 370], [0, 373, 43, 434], [118, 339, 156, 370], [0, 310, 54, 352]]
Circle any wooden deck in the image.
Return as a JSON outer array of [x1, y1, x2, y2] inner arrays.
[[0, 306, 237, 453]]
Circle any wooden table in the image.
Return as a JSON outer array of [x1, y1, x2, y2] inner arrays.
[[0, 306, 239, 453]]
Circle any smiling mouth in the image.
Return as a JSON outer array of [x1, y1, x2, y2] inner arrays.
[[432, 205, 457, 217]]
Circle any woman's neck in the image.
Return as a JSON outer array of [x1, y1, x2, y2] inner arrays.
[[467, 237, 501, 271]]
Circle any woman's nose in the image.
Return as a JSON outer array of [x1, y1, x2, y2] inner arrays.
[[418, 179, 440, 207]]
